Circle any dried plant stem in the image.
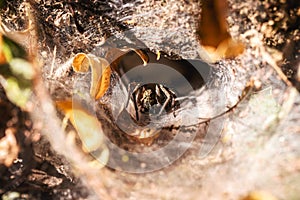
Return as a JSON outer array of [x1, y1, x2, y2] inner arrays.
[[260, 46, 293, 87], [31, 60, 112, 199]]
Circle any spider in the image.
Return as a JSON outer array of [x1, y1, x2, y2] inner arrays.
[[108, 47, 209, 127], [107, 46, 254, 145], [129, 83, 180, 125]]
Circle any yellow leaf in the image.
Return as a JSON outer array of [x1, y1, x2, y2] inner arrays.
[[72, 53, 111, 100], [201, 38, 245, 63], [241, 191, 277, 200], [56, 100, 105, 152], [72, 53, 90, 72], [106, 47, 149, 70], [0, 76, 32, 109]]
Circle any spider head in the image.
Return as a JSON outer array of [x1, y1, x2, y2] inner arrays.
[[140, 87, 157, 112], [128, 83, 180, 125]]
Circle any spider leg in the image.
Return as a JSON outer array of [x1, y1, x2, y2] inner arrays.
[[125, 83, 139, 107], [158, 85, 172, 116], [132, 89, 140, 121], [126, 83, 140, 121], [169, 90, 178, 117]]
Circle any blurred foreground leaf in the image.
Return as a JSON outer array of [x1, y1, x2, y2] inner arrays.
[[241, 190, 277, 200], [56, 100, 109, 166], [197, 0, 244, 62], [0, 34, 34, 109], [1, 75, 32, 108], [0, 35, 27, 63]]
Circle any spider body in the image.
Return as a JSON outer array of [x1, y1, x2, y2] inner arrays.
[[108, 47, 211, 128], [130, 83, 179, 125]]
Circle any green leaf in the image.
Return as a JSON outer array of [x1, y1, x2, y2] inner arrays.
[[1, 76, 32, 108], [2, 35, 27, 61], [2, 42, 13, 62], [0, 34, 33, 109]]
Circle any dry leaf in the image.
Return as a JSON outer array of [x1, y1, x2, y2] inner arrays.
[[56, 100, 105, 153], [197, 0, 244, 62], [72, 53, 111, 100], [0, 35, 34, 109], [106, 47, 149, 70], [241, 191, 277, 200]]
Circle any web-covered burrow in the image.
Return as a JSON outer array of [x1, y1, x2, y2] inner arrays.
[[0, 0, 299, 199]]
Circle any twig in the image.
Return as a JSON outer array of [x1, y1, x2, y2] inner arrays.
[[31, 59, 112, 200], [182, 79, 255, 128], [260, 46, 293, 87]]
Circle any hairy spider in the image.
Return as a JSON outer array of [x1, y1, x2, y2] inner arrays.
[[129, 83, 180, 125], [108, 47, 210, 129]]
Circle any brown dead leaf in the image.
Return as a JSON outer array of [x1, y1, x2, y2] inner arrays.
[[106, 48, 149, 70], [56, 100, 109, 167], [72, 53, 111, 100], [197, 0, 244, 62], [56, 100, 104, 153]]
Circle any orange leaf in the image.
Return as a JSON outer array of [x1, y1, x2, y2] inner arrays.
[[0, 34, 7, 64], [72, 53, 111, 100], [56, 100, 104, 152], [197, 0, 244, 62]]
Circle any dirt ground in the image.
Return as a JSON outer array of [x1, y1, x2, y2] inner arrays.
[[0, 0, 299, 199]]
